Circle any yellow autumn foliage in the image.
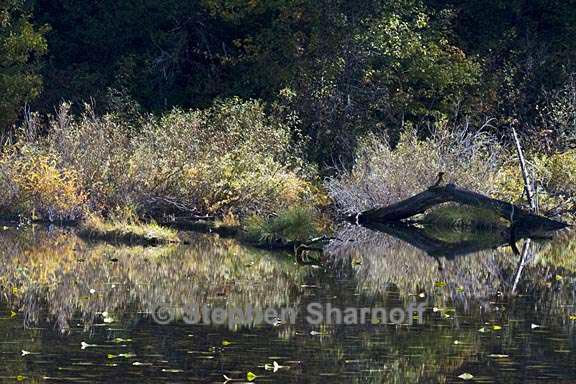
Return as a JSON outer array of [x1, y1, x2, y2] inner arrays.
[[0, 147, 86, 220]]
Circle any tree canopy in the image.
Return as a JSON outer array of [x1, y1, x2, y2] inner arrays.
[[1, 0, 576, 160]]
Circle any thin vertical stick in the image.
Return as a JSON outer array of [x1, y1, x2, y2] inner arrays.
[[512, 128, 536, 212], [512, 239, 531, 295]]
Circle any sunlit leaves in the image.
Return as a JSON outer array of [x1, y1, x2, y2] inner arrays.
[[0, 1, 47, 129]]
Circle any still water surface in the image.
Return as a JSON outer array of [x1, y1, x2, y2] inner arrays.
[[0, 224, 575, 383]]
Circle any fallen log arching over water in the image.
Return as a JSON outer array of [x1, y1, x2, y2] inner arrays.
[[353, 183, 569, 232]]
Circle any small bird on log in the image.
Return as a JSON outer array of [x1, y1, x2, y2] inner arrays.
[[432, 171, 445, 187]]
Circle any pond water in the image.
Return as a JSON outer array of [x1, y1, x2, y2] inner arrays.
[[0, 223, 575, 383]]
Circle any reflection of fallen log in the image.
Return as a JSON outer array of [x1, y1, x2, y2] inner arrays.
[[355, 183, 569, 231], [365, 222, 512, 259]]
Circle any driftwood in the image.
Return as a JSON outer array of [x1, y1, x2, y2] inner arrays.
[[354, 183, 569, 231]]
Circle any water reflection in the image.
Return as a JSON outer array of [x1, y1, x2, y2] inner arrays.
[[0, 226, 305, 332], [0, 224, 575, 383]]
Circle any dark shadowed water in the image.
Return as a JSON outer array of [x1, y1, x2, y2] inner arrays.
[[1, 223, 575, 383]]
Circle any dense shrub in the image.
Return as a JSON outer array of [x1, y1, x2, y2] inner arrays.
[[0, 145, 86, 220], [132, 98, 314, 216], [325, 118, 576, 221], [325, 123, 503, 214], [0, 98, 316, 221], [537, 75, 576, 151], [493, 151, 576, 217]]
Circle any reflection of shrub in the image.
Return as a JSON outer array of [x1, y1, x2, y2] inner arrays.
[[0, 147, 86, 220]]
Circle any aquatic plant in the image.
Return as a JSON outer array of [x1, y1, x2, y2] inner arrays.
[[78, 214, 179, 245], [243, 206, 319, 245]]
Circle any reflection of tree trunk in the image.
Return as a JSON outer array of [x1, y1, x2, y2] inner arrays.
[[363, 222, 550, 259], [511, 239, 532, 295], [354, 183, 568, 232], [364, 222, 510, 258]]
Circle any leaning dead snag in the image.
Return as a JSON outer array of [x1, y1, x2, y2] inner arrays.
[[354, 183, 568, 232], [512, 127, 537, 212]]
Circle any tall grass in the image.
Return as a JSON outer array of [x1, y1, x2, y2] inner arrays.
[[78, 214, 179, 245], [244, 206, 319, 245]]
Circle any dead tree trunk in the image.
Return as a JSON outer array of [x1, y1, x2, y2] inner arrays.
[[512, 128, 537, 212], [354, 183, 568, 231]]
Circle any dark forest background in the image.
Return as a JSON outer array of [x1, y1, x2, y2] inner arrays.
[[3, 0, 576, 163]]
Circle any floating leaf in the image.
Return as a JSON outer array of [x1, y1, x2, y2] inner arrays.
[[264, 361, 283, 372], [106, 353, 135, 359], [118, 353, 136, 358], [81, 342, 97, 349], [569, 314, 576, 321], [113, 338, 132, 343], [10, 311, 17, 318], [132, 362, 152, 366], [247, 371, 257, 381], [12, 287, 18, 294], [222, 340, 232, 346], [434, 281, 447, 288], [555, 275, 563, 281], [458, 372, 474, 380], [16, 375, 26, 381], [492, 325, 502, 331]]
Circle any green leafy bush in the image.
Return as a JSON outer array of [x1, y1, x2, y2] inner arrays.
[[493, 150, 576, 217]]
